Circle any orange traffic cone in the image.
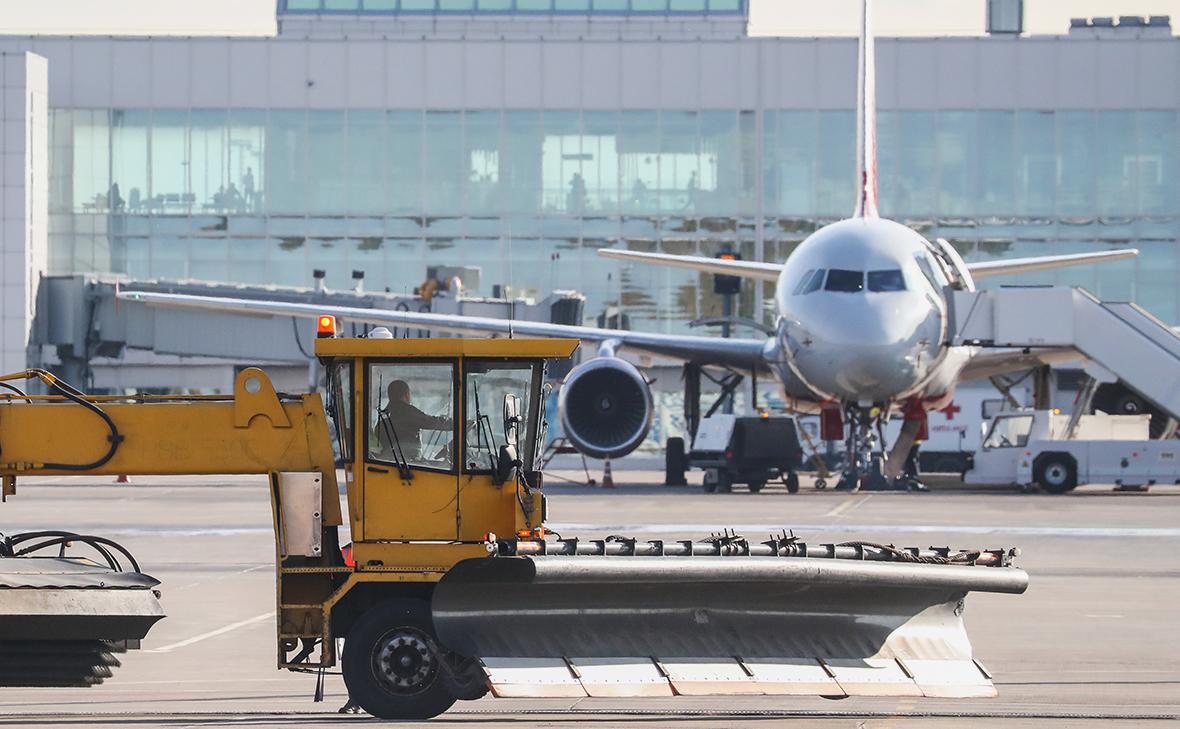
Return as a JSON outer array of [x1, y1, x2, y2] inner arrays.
[[601, 458, 615, 489], [115, 474, 131, 484]]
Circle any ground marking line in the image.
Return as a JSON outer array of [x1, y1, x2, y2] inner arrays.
[[824, 494, 872, 518], [146, 611, 275, 654]]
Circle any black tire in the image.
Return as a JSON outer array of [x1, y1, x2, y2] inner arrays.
[[665, 437, 687, 486], [342, 599, 457, 720], [716, 471, 733, 493], [785, 471, 800, 494], [747, 479, 765, 494], [702, 469, 718, 494], [1034, 453, 1078, 495]]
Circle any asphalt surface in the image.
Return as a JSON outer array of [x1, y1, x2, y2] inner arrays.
[[1, 471, 1177, 728]]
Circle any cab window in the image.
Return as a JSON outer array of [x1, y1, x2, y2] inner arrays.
[[464, 360, 540, 473], [983, 415, 1034, 449], [824, 269, 864, 293], [368, 362, 456, 472], [327, 361, 353, 463], [867, 269, 906, 292]]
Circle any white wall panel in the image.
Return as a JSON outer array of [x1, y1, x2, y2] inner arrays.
[[659, 43, 698, 109], [503, 43, 541, 108], [815, 39, 855, 109], [975, 38, 1016, 109], [580, 42, 619, 110], [386, 43, 425, 109], [875, 39, 898, 110], [1137, 41, 1178, 109], [69, 41, 112, 108], [463, 43, 503, 109], [1015, 41, 1056, 110], [424, 42, 466, 108], [936, 41, 977, 109], [765, 42, 814, 110], [188, 40, 230, 107], [346, 42, 385, 109], [1053, 41, 1096, 110], [308, 41, 348, 109], [540, 43, 581, 109], [1096, 42, 1139, 109], [698, 43, 738, 109], [148, 41, 190, 108], [736, 41, 759, 109], [619, 44, 658, 109], [229, 41, 270, 108], [896, 42, 938, 109], [268, 41, 308, 108], [110, 41, 150, 108]]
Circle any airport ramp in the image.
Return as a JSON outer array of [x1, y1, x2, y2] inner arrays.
[[950, 286, 1180, 420]]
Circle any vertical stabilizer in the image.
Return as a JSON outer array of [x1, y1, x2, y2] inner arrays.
[[854, 0, 879, 218]]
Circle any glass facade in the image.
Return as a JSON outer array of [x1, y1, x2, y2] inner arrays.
[[279, 0, 744, 13], [49, 107, 1180, 329]]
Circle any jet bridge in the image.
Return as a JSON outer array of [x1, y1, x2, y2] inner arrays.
[[949, 286, 1180, 422]]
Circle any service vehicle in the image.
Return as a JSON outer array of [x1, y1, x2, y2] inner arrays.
[[964, 409, 1179, 493], [689, 415, 803, 493], [0, 323, 1028, 719]]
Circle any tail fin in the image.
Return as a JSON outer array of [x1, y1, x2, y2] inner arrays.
[[854, 0, 879, 218]]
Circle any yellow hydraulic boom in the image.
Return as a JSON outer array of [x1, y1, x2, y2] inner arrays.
[[0, 331, 1028, 720]]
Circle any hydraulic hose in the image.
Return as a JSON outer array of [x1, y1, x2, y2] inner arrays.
[[0, 369, 124, 471], [1, 530, 143, 573]]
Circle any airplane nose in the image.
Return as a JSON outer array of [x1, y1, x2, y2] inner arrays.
[[785, 294, 938, 402]]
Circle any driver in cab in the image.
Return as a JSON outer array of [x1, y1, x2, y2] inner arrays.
[[378, 380, 452, 461]]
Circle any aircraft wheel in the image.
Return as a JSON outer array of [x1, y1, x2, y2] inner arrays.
[[1034, 453, 1078, 495], [343, 599, 457, 720]]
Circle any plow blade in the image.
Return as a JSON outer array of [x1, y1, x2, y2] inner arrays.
[[433, 556, 1027, 700], [0, 557, 165, 686]]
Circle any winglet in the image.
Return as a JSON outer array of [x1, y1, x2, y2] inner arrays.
[[854, 0, 879, 218]]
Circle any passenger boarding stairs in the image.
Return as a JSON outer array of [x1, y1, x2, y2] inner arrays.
[[949, 286, 1180, 421]]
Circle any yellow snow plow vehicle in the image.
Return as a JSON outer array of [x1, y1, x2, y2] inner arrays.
[[0, 327, 1028, 719]]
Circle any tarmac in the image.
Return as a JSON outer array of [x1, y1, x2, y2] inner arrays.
[[1, 470, 1177, 728]]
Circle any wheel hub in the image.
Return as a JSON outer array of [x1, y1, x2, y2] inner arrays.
[[373, 627, 437, 695], [1045, 464, 1067, 485]]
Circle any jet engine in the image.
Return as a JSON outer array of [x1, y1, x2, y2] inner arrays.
[[557, 357, 653, 459]]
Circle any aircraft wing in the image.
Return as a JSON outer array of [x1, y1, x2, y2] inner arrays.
[[957, 347, 1084, 383], [117, 291, 770, 371], [966, 249, 1138, 280], [596, 249, 783, 282]]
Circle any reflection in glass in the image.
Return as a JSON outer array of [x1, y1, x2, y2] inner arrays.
[[369, 363, 456, 471]]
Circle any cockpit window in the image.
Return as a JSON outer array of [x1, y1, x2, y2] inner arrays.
[[801, 268, 825, 294], [914, 252, 949, 290], [792, 269, 816, 295], [824, 269, 864, 293], [867, 269, 907, 292]]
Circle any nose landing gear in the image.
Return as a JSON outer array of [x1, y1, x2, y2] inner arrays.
[[834, 406, 925, 492]]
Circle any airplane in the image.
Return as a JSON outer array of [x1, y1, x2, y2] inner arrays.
[[118, 0, 1138, 490]]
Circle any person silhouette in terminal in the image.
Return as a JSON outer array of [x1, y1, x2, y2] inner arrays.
[[242, 167, 255, 210], [379, 380, 452, 461]]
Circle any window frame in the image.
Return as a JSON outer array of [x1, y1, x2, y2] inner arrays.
[[461, 358, 544, 475], [364, 358, 460, 475]]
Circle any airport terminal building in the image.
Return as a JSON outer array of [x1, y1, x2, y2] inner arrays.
[[0, 1, 1178, 379]]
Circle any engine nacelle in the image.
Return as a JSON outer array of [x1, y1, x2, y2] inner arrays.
[[557, 357, 653, 460]]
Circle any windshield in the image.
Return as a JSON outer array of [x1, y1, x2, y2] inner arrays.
[[867, 269, 907, 292], [983, 415, 1034, 449], [824, 269, 864, 293], [368, 362, 456, 472], [464, 361, 539, 473]]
